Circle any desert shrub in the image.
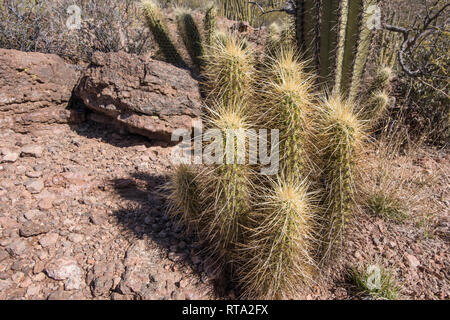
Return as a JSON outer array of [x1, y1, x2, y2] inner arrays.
[[376, 0, 449, 146], [0, 0, 151, 62]]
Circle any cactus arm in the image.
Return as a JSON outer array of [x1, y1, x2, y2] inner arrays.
[[332, 0, 349, 94], [339, 0, 364, 96], [320, 0, 342, 84], [349, 0, 376, 101]]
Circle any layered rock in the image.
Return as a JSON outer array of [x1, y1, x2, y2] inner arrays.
[[75, 51, 203, 142], [0, 49, 85, 133]]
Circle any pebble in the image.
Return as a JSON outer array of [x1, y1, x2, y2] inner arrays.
[[24, 179, 44, 194]]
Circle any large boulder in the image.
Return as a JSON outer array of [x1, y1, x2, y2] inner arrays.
[[0, 49, 85, 133], [75, 51, 203, 142]]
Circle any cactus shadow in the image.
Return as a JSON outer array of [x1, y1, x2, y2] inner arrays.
[[109, 171, 234, 299]]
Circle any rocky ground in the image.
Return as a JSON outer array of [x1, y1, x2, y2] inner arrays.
[[0, 121, 218, 300], [0, 119, 448, 300]]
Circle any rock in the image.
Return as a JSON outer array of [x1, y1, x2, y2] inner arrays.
[[45, 257, 83, 291], [0, 49, 85, 133], [38, 198, 53, 211], [19, 222, 50, 238], [91, 276, 114, 297], [24, 179, 44, 194], [0, 216, 18, 229], [1, 150, 19, 163], [0, 279, 13, 291], [26, 284, 41, 296], [75, 51, 202, 142], [68, 233, 83, 243], [0, 248, 9, 262], [118, 241, 161, 298], [6, 239, 29, 257], [405, 254, 421, 269], [21, 144, 43, 158], [39, 233, 59, 248]]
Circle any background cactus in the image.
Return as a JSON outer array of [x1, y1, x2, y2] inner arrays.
[[142, 0, 186, 67], [362, 66, 393, 123], [175, 8, 204, 68], [204, 4, 218, 46], [295, 0, 377, 99]]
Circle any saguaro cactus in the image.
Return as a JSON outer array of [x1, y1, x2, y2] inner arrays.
[[295, 0, 377, 99]]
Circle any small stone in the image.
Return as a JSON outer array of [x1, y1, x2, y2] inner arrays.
[[0, 249, 9, 262], [1, 151, 19, 163], [38, 198, 53, 211], [20, 222, 50, 238], [405, 254, 420, 269], [24, 179, 44, 194], [39, 233, 59, 248], [0, 279, 13, 291], [26, 284, 41, 296], [19, 277, 32, 288], [179, 278, 189, 288], [33, 272, 46, 282], [24, 210, 41, 221], [21, 144, 43, 158], [68, 233, 83, 243], [33, 261, 46, 274], [6, 239, 29, 256], [45, 257, 83, 291], [26, 170, 43, 178]]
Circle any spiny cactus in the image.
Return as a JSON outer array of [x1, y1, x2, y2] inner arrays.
[[363, 66, 393, 123], [258, 48, 315, 179], [203, 32, 255, 105], [316, 95, 362, 258], [204, 4, 218, 46], [265, 21, 295, 60], [198, 101, 254, 274], [366, 66, 393, 97], [165, 164, 201, 235], [295, 0, 377, 99], [237, 177, 317, 299], [175, 8, 204, 68], [265, 23, 282, 59], [142, 0, 185, 67]]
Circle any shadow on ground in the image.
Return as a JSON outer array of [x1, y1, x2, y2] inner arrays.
[[109, 171, 233, 298]]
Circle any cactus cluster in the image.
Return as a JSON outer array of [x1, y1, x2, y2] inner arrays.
[[165, 29, 364, 298], [148, 0, 388, 299]]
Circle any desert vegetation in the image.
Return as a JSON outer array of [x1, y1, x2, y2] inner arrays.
[[0, 0, 448, 301]]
